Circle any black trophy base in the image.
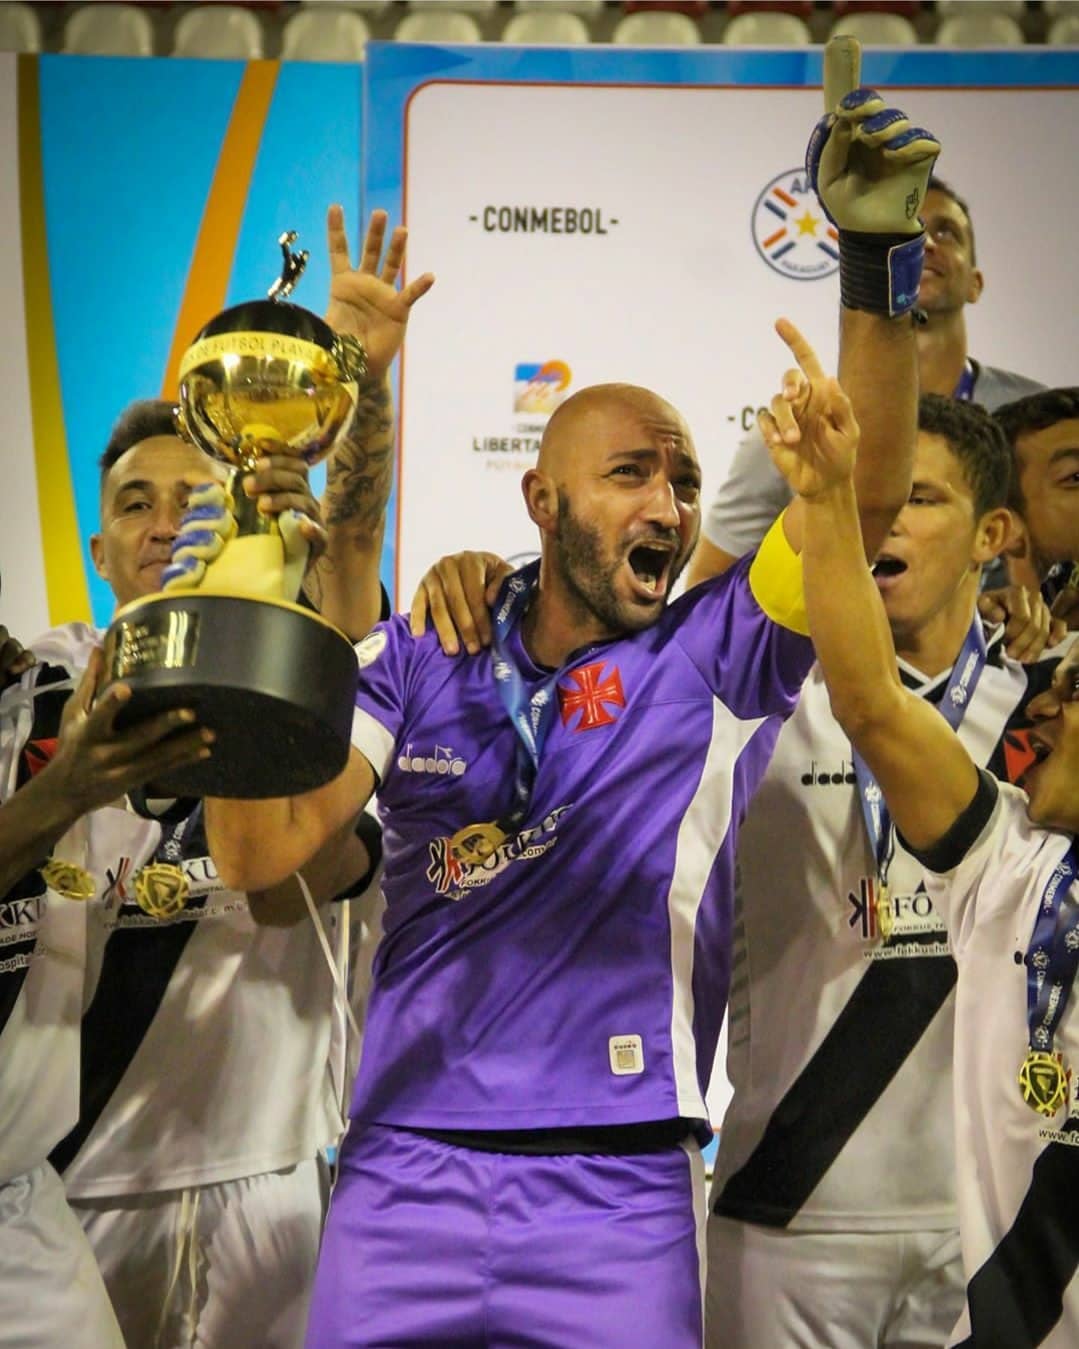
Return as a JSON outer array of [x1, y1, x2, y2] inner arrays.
[[103, 592, 358, 799]]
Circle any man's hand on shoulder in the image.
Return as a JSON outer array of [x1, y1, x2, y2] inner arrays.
[[409, 551, 513, 656]]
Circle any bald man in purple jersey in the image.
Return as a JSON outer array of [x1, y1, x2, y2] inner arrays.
[[203, 56, 938, 1349]]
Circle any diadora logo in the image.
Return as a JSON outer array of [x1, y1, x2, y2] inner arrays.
[[752, 169, 839, 281], [800, 757, 856, 787], [558, 662, 625, 731], [426, 806, 570, 900], [396, 743, 468, 777]]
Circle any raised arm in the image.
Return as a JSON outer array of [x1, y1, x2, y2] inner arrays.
[[305, 206, 435, 639], [763, 319, 980, 852], [782, 39, 939, 559]]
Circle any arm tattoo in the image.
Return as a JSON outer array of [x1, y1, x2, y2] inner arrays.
[[324, 375, 394, 536]]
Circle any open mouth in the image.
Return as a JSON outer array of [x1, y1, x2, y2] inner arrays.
[[627, 541, 675, 599], [871, 554, 908, 585]]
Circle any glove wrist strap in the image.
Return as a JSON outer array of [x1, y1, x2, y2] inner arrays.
[[838, 229, 925, 318]]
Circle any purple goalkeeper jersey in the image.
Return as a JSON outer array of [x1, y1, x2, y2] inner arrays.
[[349, 557, 812, 1132]]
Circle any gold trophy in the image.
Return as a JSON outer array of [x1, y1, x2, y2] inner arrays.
[[101, 233, 364, 798]]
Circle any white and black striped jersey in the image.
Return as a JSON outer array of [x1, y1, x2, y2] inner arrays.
[[0, 643, 87, 1180], [913, 776, 1079, 1349], [711, 627, 1060, 1233], [11, 624, 347, 1198]]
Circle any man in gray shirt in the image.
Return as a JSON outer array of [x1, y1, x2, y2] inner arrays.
[[688, 176, 1044, 583]]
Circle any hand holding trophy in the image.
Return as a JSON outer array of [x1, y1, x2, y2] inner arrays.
[[100, 219, 393, 798]]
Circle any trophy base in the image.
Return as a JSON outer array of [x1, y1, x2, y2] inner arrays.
[[103, 592, 358, 799]]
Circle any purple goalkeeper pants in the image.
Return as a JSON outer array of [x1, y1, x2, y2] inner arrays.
[[304, 1123, 705, 1348]]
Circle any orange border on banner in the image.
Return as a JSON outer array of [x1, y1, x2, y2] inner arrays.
[[18, 54, 91, 626], [161, 61, 280, 398]]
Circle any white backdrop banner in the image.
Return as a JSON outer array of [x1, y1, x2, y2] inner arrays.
[[362, 44, 1079, 604]]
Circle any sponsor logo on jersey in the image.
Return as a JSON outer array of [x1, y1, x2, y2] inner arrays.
[[752, 169, 839, 281], [0, 894, 44, 930], [558, 661, 625, 731], [426, 806, 570, 900], [513, 360, 572, 417], [848, 877, 946, 944], [397, 743, 468, 777]]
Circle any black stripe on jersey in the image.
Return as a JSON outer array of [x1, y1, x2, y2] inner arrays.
[[953, 1127, 1079, 1349], [1, 664, 76, 1034], [49, 805, 208, 1176], [713, 950, 956, 1224]]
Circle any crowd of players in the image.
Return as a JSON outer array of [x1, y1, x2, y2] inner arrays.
[[3, 41, 1079, 1349]]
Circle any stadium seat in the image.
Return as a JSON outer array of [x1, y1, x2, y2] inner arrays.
[[502, 11, 591, 44], [727, 1, 812, 16], [514, 0, 604, 13], [828, 12, 918, 45], [612, 11, 701, 43], [934, 12, 1025, 45], [395, 10, 483, 41], [282, 9, 370, 61], [834, 1, 921, 14], [1045, 0, 1079, 15], [407, 0, 497, 13], [64, 4, 154, 56], [723, 11, 812, 44], [0, 1, 41, 52], [1048, 13, 1079, 41], [936, 0, 1024, 15], [301, 0, 387, 11], [172, 6, 265, 58]]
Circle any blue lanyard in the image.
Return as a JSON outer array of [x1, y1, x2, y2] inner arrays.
[[853, 618, 988, 892], [487, 560, 565, 838], [953, 359, 976, 402], [1026, 843, 1079, 1055]]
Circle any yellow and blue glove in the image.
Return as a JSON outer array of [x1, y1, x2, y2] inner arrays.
[[807, 40, 940, 317]]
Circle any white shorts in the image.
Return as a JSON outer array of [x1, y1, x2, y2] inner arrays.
[[0, 1162, 124, 1348], [706, 1215, 964, 1349], [73, 1157, 328, 1349]]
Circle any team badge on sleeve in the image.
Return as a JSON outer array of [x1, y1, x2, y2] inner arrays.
[[355, 631, 387, 669]]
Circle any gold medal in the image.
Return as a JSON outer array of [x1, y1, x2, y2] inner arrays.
[[40, 859, 96, 901], [1018, 1049, 1069, 1117], [449, 822, 508, 867], [134, 864, 190, 920], [877, 881, 894, 941]]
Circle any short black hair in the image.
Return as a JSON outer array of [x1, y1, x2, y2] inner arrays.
[[98, 399, 178, 490], [926, 174, 976, 264], [918, 393, 1010, 518], [994, 388, 1079, 511]]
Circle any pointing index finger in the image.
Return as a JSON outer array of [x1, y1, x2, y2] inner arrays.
[[774, 317, 825, 383], [823, 34, 861, 113]]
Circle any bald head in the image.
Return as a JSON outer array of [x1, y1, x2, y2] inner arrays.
[[537, 383, 695, 481]]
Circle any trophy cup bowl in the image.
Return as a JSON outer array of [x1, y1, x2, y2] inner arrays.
[[101, 237, 367, 799]]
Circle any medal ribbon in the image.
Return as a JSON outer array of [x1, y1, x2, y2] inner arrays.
[[852, 618, 988, 911], [952, 359, 976, 402], [450, 562, 565, 862], [1025, 843, 1079, 1056]]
